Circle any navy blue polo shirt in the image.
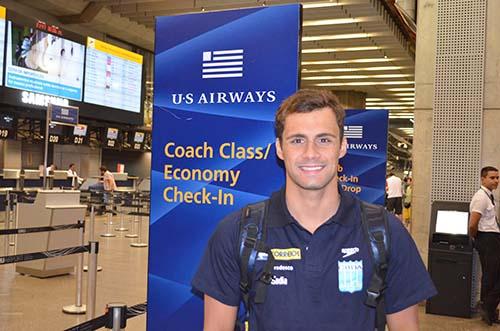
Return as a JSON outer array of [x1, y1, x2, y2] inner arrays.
[[192, 188, 436, 331]]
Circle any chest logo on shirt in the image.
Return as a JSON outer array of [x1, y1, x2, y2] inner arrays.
[[341, 247, 359, 258], [271, 248, 301, 261], [338, 260, 363, 293]]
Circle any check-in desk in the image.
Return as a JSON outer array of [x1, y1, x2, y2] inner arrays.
[[15, 190, 87, 278], [113, 173, 138, 193], [0, 169, 21, 214]]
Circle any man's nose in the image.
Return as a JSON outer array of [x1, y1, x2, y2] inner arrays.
[[304, 142, 320, 158]]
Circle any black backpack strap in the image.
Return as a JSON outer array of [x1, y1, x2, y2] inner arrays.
[[360, 201, 390, 331], [238, 200, 272, 329]]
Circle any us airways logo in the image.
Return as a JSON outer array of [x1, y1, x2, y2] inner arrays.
[[344, 125, 363, 139], [344, 125, 378, 150], [171, 91, 276, 105], [202, 49, 244, 79]]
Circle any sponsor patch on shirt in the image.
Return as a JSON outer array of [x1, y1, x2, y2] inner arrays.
[[271, 248, 301, 261], [338, 260, 363, 293], [256, 252, 269, 261], [341, 247, 359, 258], [273, 265, 294, 271], [271, 275, 288, 286]]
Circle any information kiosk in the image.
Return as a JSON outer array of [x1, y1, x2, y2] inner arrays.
[[426, 201, 475, 318]]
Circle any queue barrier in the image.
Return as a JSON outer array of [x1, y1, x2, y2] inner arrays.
[[0, 221, 100, 318], [65, 302, 147, 331]]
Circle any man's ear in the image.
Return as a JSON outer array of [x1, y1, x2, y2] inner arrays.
[[276, 138, 284, 161], [339, 137, 347, 159]]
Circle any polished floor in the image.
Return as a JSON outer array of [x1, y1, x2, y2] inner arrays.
[[0, 213, 496, 331]]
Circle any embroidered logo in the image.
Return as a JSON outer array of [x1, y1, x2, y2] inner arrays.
[[271, 248, 301, 261], [338, 260, 363, 293], [271, 276, 288, 286], [341, 247, 359, 258]]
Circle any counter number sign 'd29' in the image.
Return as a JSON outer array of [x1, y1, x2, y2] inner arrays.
[[148, 5, 300, 330]]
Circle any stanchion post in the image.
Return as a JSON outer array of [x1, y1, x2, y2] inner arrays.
[[86, 241, 99, 320], [89, 205, 95, 242], [4, 192, 10, 254], [130, 214, 147, 248], [63, 220, 86, 314], [105, 303, 127, 331]]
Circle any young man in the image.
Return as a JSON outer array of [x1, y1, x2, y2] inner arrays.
[[386, 172, 403, 220], [192, 89, 436, 331], [469, 166, 500, 325]]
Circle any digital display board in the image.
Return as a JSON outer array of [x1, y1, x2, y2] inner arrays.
[[84, 37, 143, 113], [5, 21, 85, 101], [0, 114, 15, 139], [107, 127, 118, 139], [0, 6, 6, 86], [73, 124, 87, 136], [134, 131, 144, 143]]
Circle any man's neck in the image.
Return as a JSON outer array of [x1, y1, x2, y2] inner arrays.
[[285, 183, 341, 234]]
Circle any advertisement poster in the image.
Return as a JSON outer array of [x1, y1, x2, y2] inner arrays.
[[5, 21, 85, 100], [148, 5, 300, 330], [340, 109, 389, 205]]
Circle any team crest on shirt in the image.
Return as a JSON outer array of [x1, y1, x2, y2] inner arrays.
[[338, 260, 363, 293]]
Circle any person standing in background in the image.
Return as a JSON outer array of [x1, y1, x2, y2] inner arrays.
[[403, 177, 412, 228], [67, 163, 84, 186], [469, 166, 500, 326], [386, 172, 403, 220]]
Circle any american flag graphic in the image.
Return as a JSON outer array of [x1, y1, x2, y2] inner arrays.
[[202, 49, 244, 79], [344, 125, 363, 139]]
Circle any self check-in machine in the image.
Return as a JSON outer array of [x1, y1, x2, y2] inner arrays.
[[426, 201, 477, 318]]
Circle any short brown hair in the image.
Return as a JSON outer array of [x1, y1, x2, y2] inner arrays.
[[274, 89, 345, 141]]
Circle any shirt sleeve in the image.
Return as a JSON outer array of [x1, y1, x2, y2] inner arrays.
[[191, 211, 242, 307], [384, 215, 437, 314], [470, 193, 487, 215]]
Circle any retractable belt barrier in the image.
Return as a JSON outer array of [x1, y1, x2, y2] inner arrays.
[[65, 302, 147, 331], [0, 244, 89, 265], [0, 222, 84, 236]]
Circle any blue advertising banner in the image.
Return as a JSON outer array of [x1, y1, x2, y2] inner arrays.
[[340, 109, 389, 205], [148, 5, 301, 330], [49, 104, 79, 126]]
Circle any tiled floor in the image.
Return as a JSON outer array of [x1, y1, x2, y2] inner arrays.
[[0, 213, 496, 330]]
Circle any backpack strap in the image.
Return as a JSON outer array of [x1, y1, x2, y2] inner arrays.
[[360, 201, 390, 331], [238, 200, 273, 329]]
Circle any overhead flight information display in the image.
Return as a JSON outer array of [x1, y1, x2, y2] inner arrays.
[[5, 21, 85, 100], [0, 6, 6, 86], [84, 37, 143, 113]]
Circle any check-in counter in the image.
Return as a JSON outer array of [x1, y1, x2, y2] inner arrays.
[[112, 173, 138, 193], [15, 190, 87, 278]]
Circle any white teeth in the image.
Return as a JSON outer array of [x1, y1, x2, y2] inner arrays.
[[301, 166, 322, 171]]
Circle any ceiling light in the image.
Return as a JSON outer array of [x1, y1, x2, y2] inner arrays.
[[302, 73, 412, 80], [302, 46, 380, 53], [367, 106, 414, 110], [314, 81, 414, 86], [302, 2, 343, 9], [302, 58, 396, 65], [366, 98, 384, 102], [386, 87, 415, 91], [366, 102, 415, 106], [302, 33, 371, 41], [301, 66, 406, 73], [391, 93, 415, 97], [303, 18, 359, 26]]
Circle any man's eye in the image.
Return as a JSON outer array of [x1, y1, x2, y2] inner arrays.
[[319, 137, 331, 143], [290, 138, 304, 144]]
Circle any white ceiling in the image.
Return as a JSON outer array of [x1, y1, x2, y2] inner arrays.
[[9, 0, 416, 142]]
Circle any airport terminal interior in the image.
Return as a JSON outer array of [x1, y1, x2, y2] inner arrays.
[[0, 0, 499, 330]]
